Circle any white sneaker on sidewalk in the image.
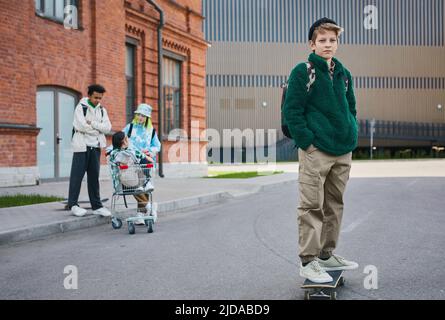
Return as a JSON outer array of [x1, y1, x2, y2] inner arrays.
[[316, 254, 359, 271], [143, 180, 154, 192], [146, 203, 157, 223], [93, 207, 111, 217], [71, 205, 87, 217], [299, 260, 333, 283], [134, 212, 146, 225]]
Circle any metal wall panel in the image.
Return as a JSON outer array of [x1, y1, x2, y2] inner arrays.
[[203, 0, 445, 149], [204, 0, 444, 46]]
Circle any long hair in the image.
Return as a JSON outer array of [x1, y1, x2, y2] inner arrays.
[[132, 115, 153, 130]]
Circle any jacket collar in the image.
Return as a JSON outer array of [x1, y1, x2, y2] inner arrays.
[[308, 52, 344, 74], [80, 97, 101, 109]]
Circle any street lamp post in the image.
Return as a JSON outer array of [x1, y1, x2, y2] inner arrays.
[[434, 104, 445, 158], [370, 118, 376, 160], [438, 104, 444, 132]]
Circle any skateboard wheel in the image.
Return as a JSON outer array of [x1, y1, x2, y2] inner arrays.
[[330, 292, 337, 300], [147, 220, 154, 233], [128, 222, 135, 234], [112, 218, 122, 229], [339, 277, 346, 287], [304, 291, 310, 300]]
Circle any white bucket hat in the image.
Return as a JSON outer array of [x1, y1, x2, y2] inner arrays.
[[134, 103, 152, 118]]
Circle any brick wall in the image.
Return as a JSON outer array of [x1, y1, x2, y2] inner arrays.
[[0, 0, 207, 174], [126, 0, 208, 164], [0, 128, 38, 167]]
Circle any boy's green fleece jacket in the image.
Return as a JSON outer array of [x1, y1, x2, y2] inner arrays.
[[283, 52, 358, 156]]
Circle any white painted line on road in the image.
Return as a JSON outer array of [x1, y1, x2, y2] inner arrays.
[[341, 210, 374, 233], [405, 179, 418, 187]]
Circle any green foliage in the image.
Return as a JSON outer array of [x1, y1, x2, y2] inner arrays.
[[206, 171, 283, 179], [0, 194, 64, 208]]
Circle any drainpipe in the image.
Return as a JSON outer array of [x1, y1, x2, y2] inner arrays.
[[147, 0, 165, 177]]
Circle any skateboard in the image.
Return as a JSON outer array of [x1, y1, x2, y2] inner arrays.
[[301, 270, 345, 300]]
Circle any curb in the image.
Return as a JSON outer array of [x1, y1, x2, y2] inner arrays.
[[259, 179, 296, 192], [0, 178, 297, 246], [225, 178, 297, 197], [0, 215, 109, 245], [157, 191, 232, 213], [0, 191, 232, 246]]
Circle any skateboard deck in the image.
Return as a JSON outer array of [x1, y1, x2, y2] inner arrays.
[[301, 270, 345, 300]]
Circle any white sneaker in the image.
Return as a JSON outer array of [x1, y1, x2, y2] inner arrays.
[[146, 203, 158, 223], [143, 180, 154, 192], [93, 207, 111, 217], [134, 212, 145, 225], [300, 260, 333, 283], [316, 254, 359, 271], [71, 205, 87, 217]]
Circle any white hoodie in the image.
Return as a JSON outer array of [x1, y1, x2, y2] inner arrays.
[[72, 97, 112, 152]]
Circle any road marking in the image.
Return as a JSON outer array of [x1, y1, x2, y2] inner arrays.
[[405, 179, 418, 187], [341, 210, 374, 233]]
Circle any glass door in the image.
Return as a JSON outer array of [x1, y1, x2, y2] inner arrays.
[[36, 88, 77, 179], [36, 91, 55, 179], [57, 92, 75, 177]]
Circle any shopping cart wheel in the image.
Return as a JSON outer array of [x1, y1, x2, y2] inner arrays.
[[147, 220, 154, 233], [128, 221, 135, 235], [111, 218, 122, 229]]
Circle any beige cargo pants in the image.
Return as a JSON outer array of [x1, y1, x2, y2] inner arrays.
[[134, 193, 149, 212], [297, 144, 352, 264]]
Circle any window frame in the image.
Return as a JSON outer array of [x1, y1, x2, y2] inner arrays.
[[35, 0, 80, 27], [162, 52, 185, 137], [125, 41, 137, 124]]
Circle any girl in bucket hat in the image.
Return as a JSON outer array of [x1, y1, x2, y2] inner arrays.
[[123, 103, 161, 224], [126, 104, 159, 155]]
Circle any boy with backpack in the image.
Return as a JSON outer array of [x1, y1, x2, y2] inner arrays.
[[68, 84, 112, 217], [282, 18, 359, 283]]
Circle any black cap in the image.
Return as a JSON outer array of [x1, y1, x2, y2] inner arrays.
[[308, 17, 338, 41]]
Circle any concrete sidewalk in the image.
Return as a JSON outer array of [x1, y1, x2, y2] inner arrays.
[[209, 158, 445, 177], [0, 169, 298, 245], [1, 159, 444, 245]]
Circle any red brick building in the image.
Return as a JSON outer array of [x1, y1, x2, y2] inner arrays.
[[0, 0, 208, 186]]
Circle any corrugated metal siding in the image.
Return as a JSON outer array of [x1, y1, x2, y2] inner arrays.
[[204, 0, 444, 46], [207, 88, 445, 140], [207, 87, 282, 135], [207, 74, 445, 90], [203, 0, 445, 150], [206, 42, 445, 131]]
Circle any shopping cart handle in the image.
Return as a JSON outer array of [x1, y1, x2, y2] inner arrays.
[[118, 164, 153, 169]]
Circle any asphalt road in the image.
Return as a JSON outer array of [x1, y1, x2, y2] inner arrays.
[[1, 177, 444, 300]]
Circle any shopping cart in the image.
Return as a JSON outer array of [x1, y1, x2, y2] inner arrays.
[[108, 161, 155, 234]]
